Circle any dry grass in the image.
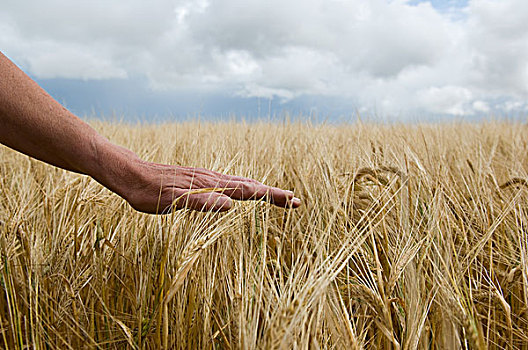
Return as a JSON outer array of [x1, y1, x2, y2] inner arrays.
[[1, 119, 528, 349]]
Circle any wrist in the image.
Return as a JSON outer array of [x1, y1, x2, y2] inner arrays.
[[86, 135, 144, 202]]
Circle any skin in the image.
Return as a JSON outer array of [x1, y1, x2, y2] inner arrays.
[[0, 52, 301, 214]]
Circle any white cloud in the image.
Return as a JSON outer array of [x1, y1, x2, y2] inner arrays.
[[418, 86, 473, 116], [1, 0, 527, 117], [472, 100, 490, 113], [24, 42, 127, 80]]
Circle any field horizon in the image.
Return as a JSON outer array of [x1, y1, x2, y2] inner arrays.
[[1, 120, 527, 349]]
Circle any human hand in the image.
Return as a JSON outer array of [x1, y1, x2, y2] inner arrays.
[[122, 161, 301, 214], [96, 146, 301, 214]]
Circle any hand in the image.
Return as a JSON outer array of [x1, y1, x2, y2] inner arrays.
[[113, 158, 301, 214]]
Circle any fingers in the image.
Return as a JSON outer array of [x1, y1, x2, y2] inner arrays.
[[181, 170, 300, 208], [128, 163, 299, 214], [217, 181, 301, 208], [204, 172, 301, 208], [219, 173, 262, 184], [266, 186, 301, 208], [161, 167, 300, 213], [163, 183, 299, 214], [169, 191, 233, 213]]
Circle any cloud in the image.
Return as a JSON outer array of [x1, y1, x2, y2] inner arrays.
[[23, 42, 127, 80], [1, 0, 527, 117], [466, 0, 528, 96], [418, 86, 473, 116]]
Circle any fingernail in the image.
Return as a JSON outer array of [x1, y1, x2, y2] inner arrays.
[[292, 197, 301, 206], [285, 190, 294, 195]]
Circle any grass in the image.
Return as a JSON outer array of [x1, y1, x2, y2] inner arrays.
[[0, 119, 527, 349]]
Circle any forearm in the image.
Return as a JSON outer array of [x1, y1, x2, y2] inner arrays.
[[0, 52, 133, 193], [0, 51, 300, 214]]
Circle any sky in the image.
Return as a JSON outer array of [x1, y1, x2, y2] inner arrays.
[[1, 0, 527, 122]]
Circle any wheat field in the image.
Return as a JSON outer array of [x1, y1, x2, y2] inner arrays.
[[0, 120, 527, 349]]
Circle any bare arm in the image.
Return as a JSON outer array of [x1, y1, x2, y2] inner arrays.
[[0, 52, 300, 214]]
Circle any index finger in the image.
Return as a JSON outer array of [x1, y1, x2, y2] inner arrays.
[[219, 180, 301, 208]]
